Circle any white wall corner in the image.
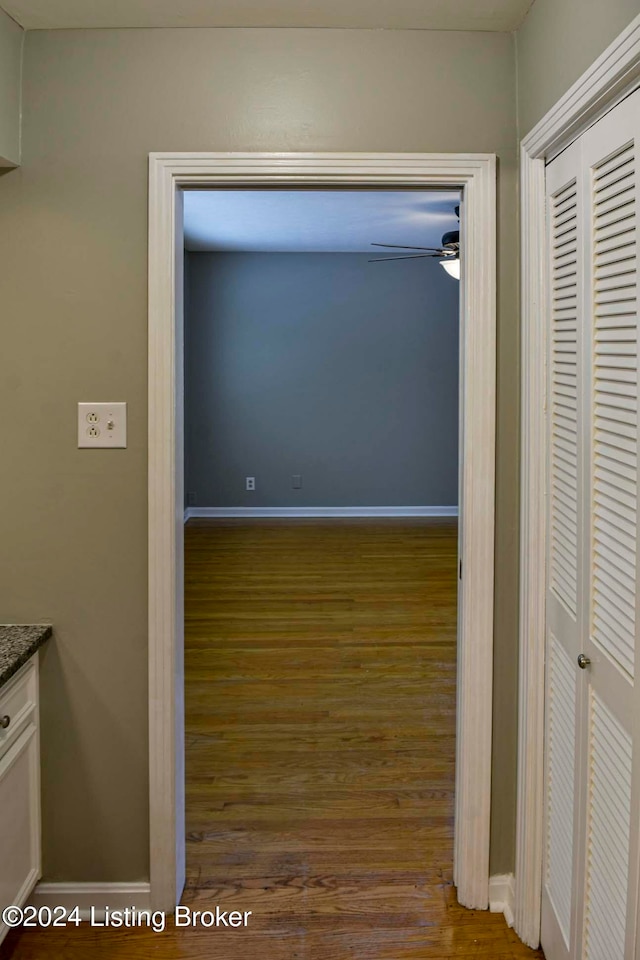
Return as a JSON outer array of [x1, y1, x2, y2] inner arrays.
[[489, 873, 516, 928]]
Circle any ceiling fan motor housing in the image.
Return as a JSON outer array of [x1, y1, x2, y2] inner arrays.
[[441, 229, 460, 250]]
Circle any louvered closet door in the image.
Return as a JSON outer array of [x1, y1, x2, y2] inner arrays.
[[542, 87, 640, 960], [542, 136, 585, 960], [578, 90, 640, 960]]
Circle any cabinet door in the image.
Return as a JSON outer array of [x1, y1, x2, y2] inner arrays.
[[0, 726, 40, 944]]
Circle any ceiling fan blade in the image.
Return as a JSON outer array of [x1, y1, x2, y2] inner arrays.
[[368, 253, 441, 262], [371, 242, 445, 252]]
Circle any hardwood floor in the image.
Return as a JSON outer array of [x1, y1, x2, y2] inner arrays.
[[2, 519, 544, 959]]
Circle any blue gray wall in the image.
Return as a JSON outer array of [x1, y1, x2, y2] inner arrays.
[[185, 252, 459, 507]]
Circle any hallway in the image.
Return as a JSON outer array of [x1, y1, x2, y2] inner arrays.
[[1, 519, 543, 958]]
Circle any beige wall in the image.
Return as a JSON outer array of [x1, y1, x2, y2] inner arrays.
[[0, 27, 518, 880], [516, 0, 640, 136], [0, 6, 22, 166]]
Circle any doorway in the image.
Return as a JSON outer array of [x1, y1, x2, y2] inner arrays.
[[182, 185, 461, 947], [147, 153, 497, 914]]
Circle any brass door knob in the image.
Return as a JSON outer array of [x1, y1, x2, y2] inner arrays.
[[577, 654, 591, 669]]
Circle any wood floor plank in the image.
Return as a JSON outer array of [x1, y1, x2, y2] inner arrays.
[[1, 519, 543, 960]]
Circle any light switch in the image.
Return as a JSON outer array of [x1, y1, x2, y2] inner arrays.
[[78, 402, 127, 448]]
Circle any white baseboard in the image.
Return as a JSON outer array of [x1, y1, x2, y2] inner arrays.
[[30, 882, 151, 919], [489, 873, 515, 928], [184, 505, 459, 521]]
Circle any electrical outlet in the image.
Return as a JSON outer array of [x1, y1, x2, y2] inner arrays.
[[246, 476, 256, 491], [188, 491, 197, 506], [78, 402, 127, 448], [292, 475, 302, 489]]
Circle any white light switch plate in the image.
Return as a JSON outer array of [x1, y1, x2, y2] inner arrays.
[[78, 402, 127, 448]]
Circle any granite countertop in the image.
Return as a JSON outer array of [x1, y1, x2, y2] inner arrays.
[[0, 625, 52, 690]]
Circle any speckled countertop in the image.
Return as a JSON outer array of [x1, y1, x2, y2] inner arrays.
[[0, 625, 52, 690]]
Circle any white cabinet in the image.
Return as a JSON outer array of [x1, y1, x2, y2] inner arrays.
[[0, 656, 41, 945]]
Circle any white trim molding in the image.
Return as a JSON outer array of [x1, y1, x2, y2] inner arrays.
[[515, 145, 547, 951], [516, 14, 640, 950], [31, 883, 152, 920], [184, 506, 459, 520], [149, 152, 496, 913], [489, 874, 515, 929]]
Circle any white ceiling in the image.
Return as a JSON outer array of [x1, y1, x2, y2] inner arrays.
[[2, 0, 535, 31], [183, 189, 461, 253]]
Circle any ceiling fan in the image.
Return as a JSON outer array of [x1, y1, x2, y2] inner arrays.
[[369, 204, 461, 279]]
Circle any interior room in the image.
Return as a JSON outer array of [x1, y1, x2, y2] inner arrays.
[[1, 1, 639, 958], [180, 186, 466, 947], [183, 189, 461, 515]]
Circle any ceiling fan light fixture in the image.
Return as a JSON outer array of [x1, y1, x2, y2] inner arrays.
[[440, 257, 461, 280], [369, 205, 461, 274]]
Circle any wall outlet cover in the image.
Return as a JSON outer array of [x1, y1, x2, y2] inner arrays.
[[78, 402, 127, 448]]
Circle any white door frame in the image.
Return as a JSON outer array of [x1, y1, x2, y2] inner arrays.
[[148, 152, 497, 912], [515, 16, 640, 949]]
